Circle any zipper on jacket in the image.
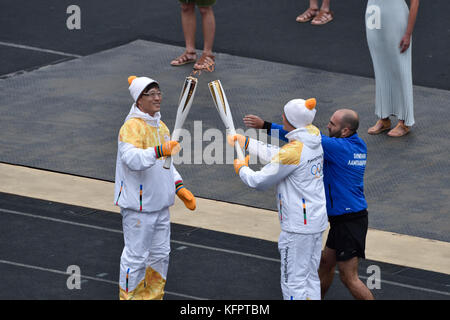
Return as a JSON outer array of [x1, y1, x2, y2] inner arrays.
[[328, 184, 334, 208]]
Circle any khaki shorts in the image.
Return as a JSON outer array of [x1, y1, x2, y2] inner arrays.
[[178, 0, 216, 6]]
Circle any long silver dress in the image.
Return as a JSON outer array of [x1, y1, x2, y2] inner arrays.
[[366, 0, 414, 126]]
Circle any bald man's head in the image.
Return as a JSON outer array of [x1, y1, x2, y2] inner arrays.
[[327, 109, 360, 138], [339, 109, 359, 133]]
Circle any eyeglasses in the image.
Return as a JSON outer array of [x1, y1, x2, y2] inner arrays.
[[143, 91, 163, 98]]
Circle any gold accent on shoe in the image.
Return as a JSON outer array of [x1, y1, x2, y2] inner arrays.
[[119, 267, 166, 300]]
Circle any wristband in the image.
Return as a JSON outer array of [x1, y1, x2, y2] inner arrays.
[[262, 121, 272, 131], [175, 180, 185, 193]]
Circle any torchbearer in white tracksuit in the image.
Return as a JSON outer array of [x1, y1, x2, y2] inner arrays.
[[114, 75, 196, 300], [229, 98, 328, 300]]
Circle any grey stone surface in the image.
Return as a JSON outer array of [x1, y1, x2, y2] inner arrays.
[[0, 40, 448, 241]]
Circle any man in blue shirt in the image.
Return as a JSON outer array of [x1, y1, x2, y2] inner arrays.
[[243, 109, 374, 300]]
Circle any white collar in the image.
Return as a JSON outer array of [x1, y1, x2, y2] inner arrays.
[[125, 103, 161, 127]]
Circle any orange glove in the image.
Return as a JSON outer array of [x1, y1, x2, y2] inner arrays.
[[234, 155, 250, 174], [155, 141, 180, 159], [175, 180, 196, 211], [227, 134, 249, 150]]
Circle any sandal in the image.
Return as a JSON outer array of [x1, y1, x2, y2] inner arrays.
[[296, 8, 319, 23], [311, 10, 334, 25], [193, 53, 215, 71], [368, 119, 391, 135], [387, 122, 410, 137], [170, 51, 197, 66]]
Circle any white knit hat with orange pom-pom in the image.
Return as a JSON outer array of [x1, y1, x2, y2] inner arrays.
[[283, 98, 317, 129], [128, 75, 158, 102]]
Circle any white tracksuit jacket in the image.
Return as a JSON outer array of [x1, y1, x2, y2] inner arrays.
[[115, 104, 182, 300], [239, 125, 328, 234], [114, 104, 182, 213]]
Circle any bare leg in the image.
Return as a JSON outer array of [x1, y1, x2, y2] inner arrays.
[[198, 6, 215, 56], [320, 0, 331, 11], [181, 3, 196, 53], [338, 257, 374, 300], [193, 6, 216, 70], [318, 247, 337, 299], [171, 3, 198, 65], [310, 0, 320, 10]]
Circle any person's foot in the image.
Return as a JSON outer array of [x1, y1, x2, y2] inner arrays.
[[311, 10, 334, 25], [368, 119, 391, 135], [387, 122, 410, 137], [296, 7, 319, 23], [170, 51, 197, 66], [193, 53, 215, 71]]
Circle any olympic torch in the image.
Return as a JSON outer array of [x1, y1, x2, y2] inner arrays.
[[208, 80, 245, 160], [163, 76, 198, 169]]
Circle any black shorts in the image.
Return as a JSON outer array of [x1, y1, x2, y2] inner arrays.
[[325, 210, 368, 262]]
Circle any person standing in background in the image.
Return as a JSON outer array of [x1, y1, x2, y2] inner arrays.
[[296, 0, 334, 26], [170, 0, 216, 71], [366, 0, 420, 137]]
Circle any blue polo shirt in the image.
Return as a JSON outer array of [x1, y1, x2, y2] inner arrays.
[[268, 123, 368, 216]]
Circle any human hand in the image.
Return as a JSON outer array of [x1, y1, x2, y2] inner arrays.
[[227, 134, 248, 149], [155, 141, 180, 158], [399, 34, 411, 53], [233, 155, 250, 174], [175, 181, 196, 211], [243, 115, 264, 129]]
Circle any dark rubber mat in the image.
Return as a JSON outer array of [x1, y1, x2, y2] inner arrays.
[[0, 193, 449, 300], [0, 45, 71, 77], [0, 40, 449, 242], [0, 0, 448, 90]]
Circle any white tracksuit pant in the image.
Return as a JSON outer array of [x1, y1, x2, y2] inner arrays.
[[278, 231, 323, 300], [119, 207, 170, 300]]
